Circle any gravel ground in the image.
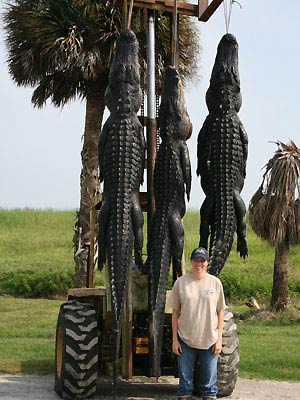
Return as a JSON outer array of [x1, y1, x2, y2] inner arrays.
[[0, 374, 299, 400]]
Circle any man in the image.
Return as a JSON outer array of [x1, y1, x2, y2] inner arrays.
[[168, 247, 225, 400]]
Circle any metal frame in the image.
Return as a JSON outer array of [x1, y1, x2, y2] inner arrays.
[[115, 0, 224, 20]]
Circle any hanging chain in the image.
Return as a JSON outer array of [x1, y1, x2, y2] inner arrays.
[[155, 28, 164, 151], [155, 52, 160, 151], [140, 58, 145, 122]]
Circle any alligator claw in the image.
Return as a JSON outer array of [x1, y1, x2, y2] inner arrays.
[[237, 236, 248, 259]]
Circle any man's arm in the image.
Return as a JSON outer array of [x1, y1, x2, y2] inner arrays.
[[172, 309, 182, 355], [212, 308, 223, 356]]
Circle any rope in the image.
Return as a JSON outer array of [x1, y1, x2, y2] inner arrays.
[[127, 0, 134, 29], [223, 0, 242, 33]]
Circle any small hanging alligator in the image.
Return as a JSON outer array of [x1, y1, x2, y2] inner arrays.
[[197, 33, 248, 276], [145, 66, 192, 377], [98, 29, 145, 392]]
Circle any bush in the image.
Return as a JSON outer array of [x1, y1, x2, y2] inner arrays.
[[0, 269, 73, 298], [220, 269, 272, 299], [289, 279, 300, 296]]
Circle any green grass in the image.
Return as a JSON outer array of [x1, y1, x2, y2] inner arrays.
[[0, 296, 61, 374], [1, 296, 300, 381], [0, 208, 76, 297], [238, 323, 300, 381], [0, 208, 74, 273], [0, 208, 300, 299], [230, 302, 300, 381]]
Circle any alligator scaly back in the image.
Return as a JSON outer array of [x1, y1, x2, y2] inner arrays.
[[197, 34, 248, 276], [145, 66, 192, 377], [98, 29, 145, 392]]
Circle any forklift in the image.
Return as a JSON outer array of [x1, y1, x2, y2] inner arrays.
[[54, 1, 239, 398]]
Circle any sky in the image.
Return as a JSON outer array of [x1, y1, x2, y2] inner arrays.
[[0, 0, 299, 210]]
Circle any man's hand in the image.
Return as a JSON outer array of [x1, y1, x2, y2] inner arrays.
[[172, 338, 182, 355], [212, 338, 222, 356]]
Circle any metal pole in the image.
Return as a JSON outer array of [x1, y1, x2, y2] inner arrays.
[[146, 8, 157, 379], [147, 10, 155, 120], [146, 9, 157, 225], [171, 0, 178, 67]]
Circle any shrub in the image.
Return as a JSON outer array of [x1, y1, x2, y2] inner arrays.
[[289, 279, 300, 296], [220, 269, 272, 299], [0, 269, 73, 298]]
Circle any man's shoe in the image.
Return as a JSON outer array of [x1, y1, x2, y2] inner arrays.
[[178, 396, 193, 400]]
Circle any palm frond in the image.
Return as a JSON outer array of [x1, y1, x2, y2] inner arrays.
[[249, 141, 300, 245], [4, 0, 199, 106], [31, 69, 85, 107]]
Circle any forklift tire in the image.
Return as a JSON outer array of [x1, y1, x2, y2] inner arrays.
[[217, 308, 239, 397], [54, 300, 98, 399]]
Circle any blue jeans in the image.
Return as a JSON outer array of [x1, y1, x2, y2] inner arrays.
[[177, 337, 218, 397]]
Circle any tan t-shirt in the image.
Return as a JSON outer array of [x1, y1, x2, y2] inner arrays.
[[167, 273, 226, 349]]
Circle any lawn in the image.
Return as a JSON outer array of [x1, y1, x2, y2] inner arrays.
[[231, 302, 300, 381], [0, 297, 61, 374], [0, 208, 300, 299], [0, 208, 74, 275]]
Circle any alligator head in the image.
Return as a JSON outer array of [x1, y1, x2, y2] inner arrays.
[[206, 33, 241, 113], [105, 29, 142, 114], [159, 66, 192, 141]]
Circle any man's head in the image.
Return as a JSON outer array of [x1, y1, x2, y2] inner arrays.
[[190, 247, 209, 261], [190, 247, 209, 272]]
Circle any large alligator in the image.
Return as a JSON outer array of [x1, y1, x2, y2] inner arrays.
[[197, 33, 248, 276], [145, 66, 192, 378], [98, 29, 145, 391]]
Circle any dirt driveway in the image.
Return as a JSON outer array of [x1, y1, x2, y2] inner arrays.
[[0, 374, 299, 400]]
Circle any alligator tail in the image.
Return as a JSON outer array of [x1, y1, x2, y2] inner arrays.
[[109, 188, 133, 373], [208, 158, 237, 277], [147, 210, 172, 378], [98, 28, 144, 396]]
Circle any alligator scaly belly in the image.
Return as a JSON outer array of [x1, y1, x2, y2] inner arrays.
[[146, 66, 192, 377], [197, 34, 248, 277], [98, 29, 145, 392]]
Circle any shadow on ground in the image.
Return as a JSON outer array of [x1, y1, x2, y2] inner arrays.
[[97, 376, 178, 399]]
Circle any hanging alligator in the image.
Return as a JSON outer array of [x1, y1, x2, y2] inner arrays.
[[197, 33, 248, 276], [145, 65, 192, 378], [98, 29, 145, 393]]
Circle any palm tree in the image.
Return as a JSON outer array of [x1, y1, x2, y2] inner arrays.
[[249, 141, 300, 311], [3, 0, 199, 287]]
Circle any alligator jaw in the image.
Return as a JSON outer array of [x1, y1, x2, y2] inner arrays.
[[210, 33, 240, 87]]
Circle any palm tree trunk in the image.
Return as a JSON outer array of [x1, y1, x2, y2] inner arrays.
[[73, 79, 108, 288], [271, 236, 289, 311]]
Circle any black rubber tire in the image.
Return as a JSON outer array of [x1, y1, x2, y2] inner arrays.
[[54, 300, 98, 399], [217, 308, 239, 397]]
